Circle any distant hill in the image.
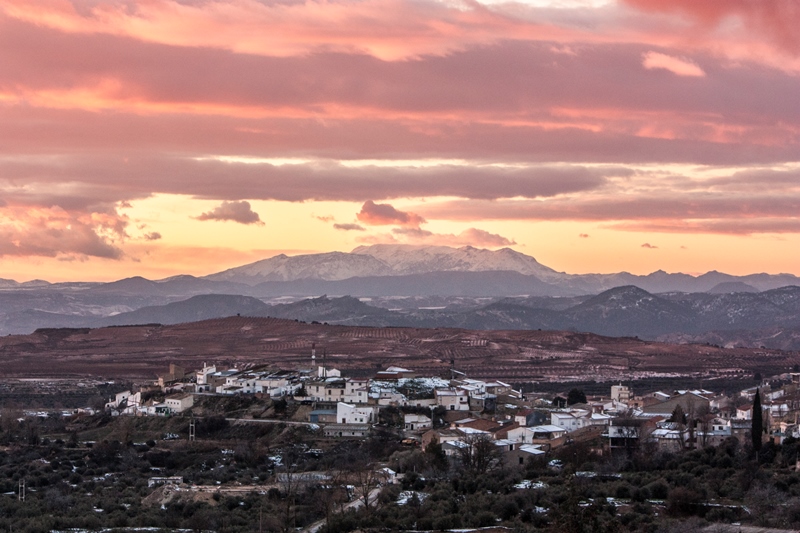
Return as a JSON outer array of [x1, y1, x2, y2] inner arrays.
[[561, 285, 696, 338], [707, 282, 759, 294], [264, 295, 404, 326], [1, 244, 800, 348], [251, 270, 566, 297], [2, 285, 800, 350], [100, 294, 272, 326]]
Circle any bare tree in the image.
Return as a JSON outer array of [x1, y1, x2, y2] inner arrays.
[[315, 469, 348, 532], [456, 433, 502, 474], [351, 462, 380, 513], [611, 412, 646, 457], [278, 449, 309, 531], [696, 407, 713, 449]]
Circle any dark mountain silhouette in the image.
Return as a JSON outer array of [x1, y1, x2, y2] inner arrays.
[[100, 294, 272, 326]]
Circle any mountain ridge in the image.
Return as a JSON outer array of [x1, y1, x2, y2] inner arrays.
[[199, 244, 800, 293]]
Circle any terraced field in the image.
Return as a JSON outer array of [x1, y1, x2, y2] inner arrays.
[[0, 317, 796, 383]]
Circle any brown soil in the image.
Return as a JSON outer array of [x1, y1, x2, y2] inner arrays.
[[0, 317, 795, 383]]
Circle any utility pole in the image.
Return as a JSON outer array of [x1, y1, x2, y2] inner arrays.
[[189, 416, 196, 442]]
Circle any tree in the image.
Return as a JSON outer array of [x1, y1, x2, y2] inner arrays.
[[752, 389, 763, 453], [351, 462, 380, 513], [278, 448, 308, 531], [314, 469, 348, 533], [669, 405, 686, 425], [456, 433, 502, 474], [567, 388, 587, 406], [424, 436, 449, 472]]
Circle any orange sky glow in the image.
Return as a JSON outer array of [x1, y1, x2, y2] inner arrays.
[[1, 0, 799, 282]]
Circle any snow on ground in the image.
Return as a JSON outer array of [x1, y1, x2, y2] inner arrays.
[[370, 377, 449, 396], [514, 480, 548, 489], [396, 491, 429, 505]]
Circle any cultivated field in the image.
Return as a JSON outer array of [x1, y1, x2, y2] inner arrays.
[[0, 317, 796, 383]]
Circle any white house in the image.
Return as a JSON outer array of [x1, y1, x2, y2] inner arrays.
[[513, 409, 535, 427], [611, 384, 632, 402], [306, 378, 347, 402], [196, 364, 216, 386], [435, 388, 469, 411], [323, 424, 370, 438], [343, 378, 370, 404], [550, 410, 589, 432], [336, 402, 375, 425], [404, 413, 432, 431], [317, 366, 342, 378], [506, 425, 567, 444], [106, 390, 131, 411], [736, 405, 753, 420], [165, 393, 194, 413]]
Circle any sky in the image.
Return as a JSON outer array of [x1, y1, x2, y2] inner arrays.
[[1, 0, 799, 282]]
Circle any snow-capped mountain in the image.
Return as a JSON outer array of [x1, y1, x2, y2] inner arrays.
[[351, 244, 564, 281], [201, 244, 800, 292], [204, 244, 565, 285], [204, 251, 394, 283]]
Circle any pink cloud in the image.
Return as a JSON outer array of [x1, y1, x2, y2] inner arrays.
[[1, 14, 798, 169], [0, 205, 127, 259], [451, 228, 516, 247], [417, 193, 800, 225], [0, 0, 554, 61], [3, 0, 798, 76], [623, 0, 800, 55], [0, 0, 797, 259], [356, 201, 426, 227], [363, 227, 515, 247], [612, 219, 800, 236], [333, 223, 366, 231], [643, 51, 704, 77], [196, 200, 263, 225]]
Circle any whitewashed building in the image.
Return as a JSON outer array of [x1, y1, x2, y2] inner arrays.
[[435, 388, 469, 411]]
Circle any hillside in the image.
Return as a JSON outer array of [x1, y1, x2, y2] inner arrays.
[[0, 317, 795, 383]]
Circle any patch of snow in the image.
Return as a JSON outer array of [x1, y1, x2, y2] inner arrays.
[[515, 480, 548, 489], [396, 491, 428, 505]]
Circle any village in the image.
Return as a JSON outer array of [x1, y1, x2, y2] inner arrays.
[[5, 346, 800, 531], [101, 344, 800, 465]]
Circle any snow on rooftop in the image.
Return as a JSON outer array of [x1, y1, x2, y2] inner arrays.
[[529, 425, 567, 432], [459, 427, 490, 435]]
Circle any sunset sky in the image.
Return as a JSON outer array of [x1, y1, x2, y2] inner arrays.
[[1, 0, 799, 282]]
